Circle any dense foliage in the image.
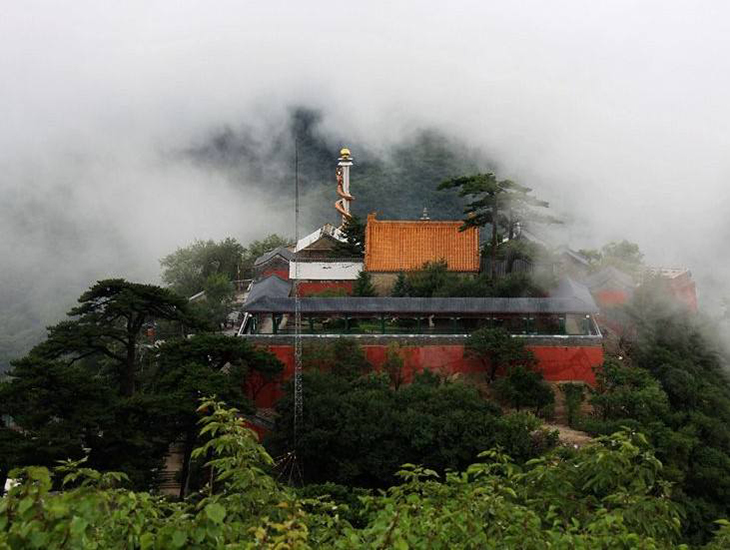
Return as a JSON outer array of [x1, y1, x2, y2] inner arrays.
[[266, 369, 556, 488], [493, 365, 555, 416], [0, 280, 282, 495], [395, 260, 548, 298], [352, 271, 377, 297], [578, 239, 644, 275], [577, 282, 730, 543], [160, 238, 247, 298], [438, 173, 558, 279], [466, 327, 536, 381], [3, 398, 730, 549]]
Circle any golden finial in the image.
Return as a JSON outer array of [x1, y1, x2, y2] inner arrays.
[[339, 147, 351, 158]]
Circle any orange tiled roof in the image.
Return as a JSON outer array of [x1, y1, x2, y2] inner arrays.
[[365, 213, 480, 272]]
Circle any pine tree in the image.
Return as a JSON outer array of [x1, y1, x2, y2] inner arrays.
[[333, 215, 366, 257], [353, 270, 377, 297], [392, 271, 412, 297]]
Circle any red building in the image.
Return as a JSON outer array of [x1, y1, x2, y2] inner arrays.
[[240, 277, 604, 407]]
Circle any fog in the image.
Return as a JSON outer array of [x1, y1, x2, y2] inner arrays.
[[2, 1, 730, 362]]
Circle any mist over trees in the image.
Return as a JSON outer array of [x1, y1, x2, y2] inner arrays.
[[0, 111, 490, 373], [188, 108, 483, 226]]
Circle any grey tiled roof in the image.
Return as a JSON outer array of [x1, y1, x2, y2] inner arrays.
[[253, 246, 294, 267], [584, 266, 636, 292], [242, 275, 598, 315], [561, 248, 591, 267], [243, 295, 597, 315], [244, 275, 292, 305], [550, 277, 597, 308]]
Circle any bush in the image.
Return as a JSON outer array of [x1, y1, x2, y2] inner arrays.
[[493, 366, 555, 417], [266, 370, 544, 488], [1, 406, 703, 549], [495, 411, 559, 461], [560, 382, 586, 426], [302, 339, 371, 380]]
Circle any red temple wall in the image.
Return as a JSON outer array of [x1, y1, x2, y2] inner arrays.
[[594, 290, 630, 308], [260, 268, 289, 281], [669, 279, 698, 313], [250, 343, 603, 408], [298, 281, 354, 296]]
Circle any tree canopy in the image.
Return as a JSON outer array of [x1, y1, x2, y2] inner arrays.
[[465, 327, 537, 382], [4, 398, 729, 548], [160, 237, 246, 297], [574, 281, 730, 543], [160, 235, 291, 298], [28, 279, 197, 396], [578, 239, 645, 276], [438, 173, 558, 279], [0, 279, 283, 493], [266, 370, 554, 488]]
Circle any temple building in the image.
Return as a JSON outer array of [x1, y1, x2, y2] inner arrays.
[[364, 213, 480, 294], [288, 223, 363, 296], [240, 147, 606, 407]]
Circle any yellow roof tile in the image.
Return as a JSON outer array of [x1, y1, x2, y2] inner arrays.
[[365, 213, 480, 272]]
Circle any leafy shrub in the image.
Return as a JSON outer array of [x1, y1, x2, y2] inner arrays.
[[493, 365, 555, 417], [560, 382, 586, 426], [495, 411, 558, 461], [2, 402, 711, 549], [266, 371, 541, 488], [466, 327, 536, 381], [302, 339, 372, 380]]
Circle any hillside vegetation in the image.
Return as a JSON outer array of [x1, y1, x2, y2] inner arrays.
[[3, 398, 730, 549]]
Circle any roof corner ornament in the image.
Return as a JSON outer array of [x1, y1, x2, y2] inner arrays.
[[335, 147, 354, 226], [420, 207, 430, 221]]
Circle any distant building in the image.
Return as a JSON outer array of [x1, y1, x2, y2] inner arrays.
[[240, 275, 604, 407], [253, 246, 294, 281], [642, 267, 698, 312], [584, 266, 637, 309], [289, 224, 363, 296]]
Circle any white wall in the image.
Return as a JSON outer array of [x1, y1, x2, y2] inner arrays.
[[289, 261, 363, 280]]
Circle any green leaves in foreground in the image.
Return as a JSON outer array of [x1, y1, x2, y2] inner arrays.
[[1, 399, 728, 548]]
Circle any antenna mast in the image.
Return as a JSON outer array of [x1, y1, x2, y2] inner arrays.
[[293, 140, 303, 445]]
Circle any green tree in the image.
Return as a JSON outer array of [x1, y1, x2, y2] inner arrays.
[[0, 357, 173, 489], [382, 343, 405, 390], [407, 260, 455, 297], [160, 237, 246, 297], [302, 339, 372, 380], [332, 215, 365, 257], [578, 282, 730, 543], [31, 279, 197, 397], [4, 399, 729, 548], [0, 359, 114, 491], [439, 173, 557, 279], [560, 382, 586, 426], [0, 280, 202, 488], [590, 359, 670, 424], [391, 271, 412, 297], [497, 238, 547, 274], [493, 365, 555, 415], [353, 270, 377, 297], [466, 327, 536, 382], [267, 371, 547, 488], [579, 239, 644, 276], [149, 334, 282, 497], [189, 273, 235, 329]]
